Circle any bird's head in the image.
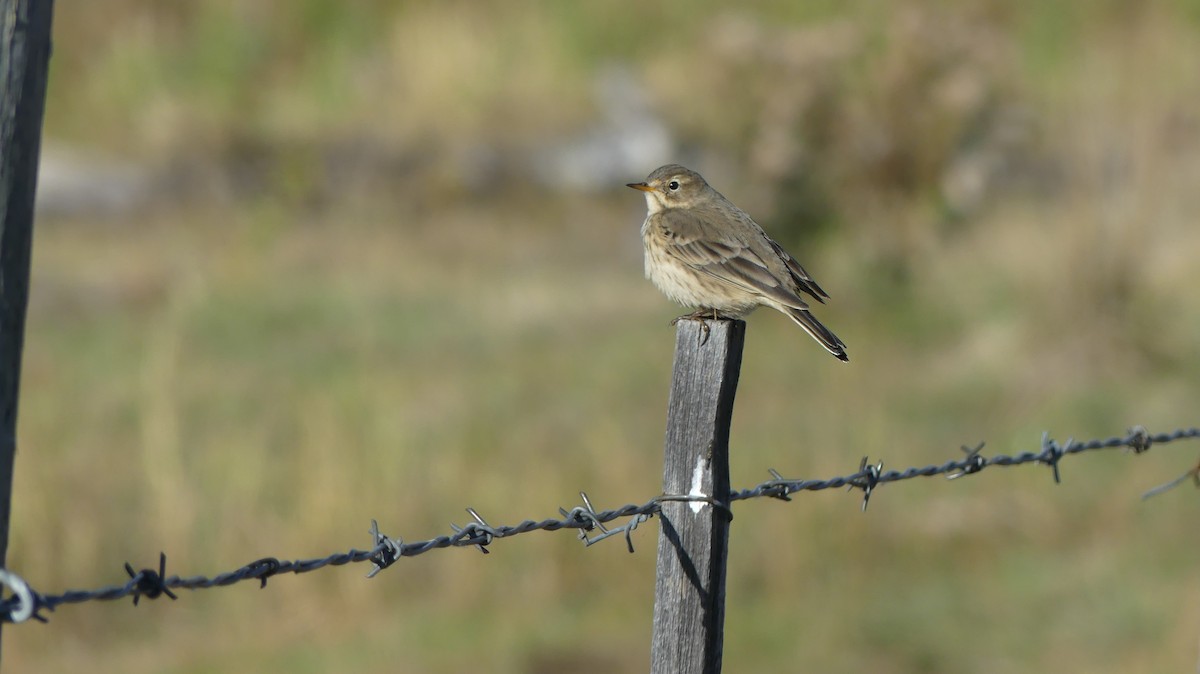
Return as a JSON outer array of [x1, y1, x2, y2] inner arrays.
[[626, 164, 710, 213]]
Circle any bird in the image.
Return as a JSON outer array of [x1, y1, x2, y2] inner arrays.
[[627, 164, 848, 361]]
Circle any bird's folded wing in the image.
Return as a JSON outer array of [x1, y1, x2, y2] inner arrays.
[[660, 222, 811, 311]]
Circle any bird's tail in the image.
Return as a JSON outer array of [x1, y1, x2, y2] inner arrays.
[[782, 306, 848, 362]]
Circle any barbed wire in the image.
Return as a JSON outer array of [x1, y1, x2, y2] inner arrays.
[[1, 425, 1197, 624]]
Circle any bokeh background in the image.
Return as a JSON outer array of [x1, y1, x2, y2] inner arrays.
[[9, 1, 1200, 672]]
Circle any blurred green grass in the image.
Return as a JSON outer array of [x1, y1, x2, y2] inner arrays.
[[10, 1, 1200, 672]]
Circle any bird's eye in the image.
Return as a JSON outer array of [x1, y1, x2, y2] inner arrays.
[[668, 180, 680, 191]]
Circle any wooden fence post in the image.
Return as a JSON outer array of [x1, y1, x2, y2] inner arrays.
[[650, 319, 745, 674], [1, 0, 57, 656]]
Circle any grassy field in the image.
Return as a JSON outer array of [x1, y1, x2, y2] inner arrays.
[[8, 2, 1200, 672]]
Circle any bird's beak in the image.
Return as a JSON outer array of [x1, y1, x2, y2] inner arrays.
[[626, 182, 654, 192]]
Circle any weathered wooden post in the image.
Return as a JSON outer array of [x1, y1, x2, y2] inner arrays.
[[1, 0, 57, 657], [650, 319, 745, 674]]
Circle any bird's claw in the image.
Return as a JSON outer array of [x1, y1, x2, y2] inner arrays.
[[672, 309, 723, 346]]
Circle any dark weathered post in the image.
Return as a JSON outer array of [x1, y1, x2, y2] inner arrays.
[[650, 319, 745, 674], [1, 0, 56, 655]]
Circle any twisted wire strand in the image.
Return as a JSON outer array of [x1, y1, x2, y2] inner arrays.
[[2, 425, 1195, 623]]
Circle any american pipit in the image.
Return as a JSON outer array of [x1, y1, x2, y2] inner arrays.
[[628, 164, 848, 362]]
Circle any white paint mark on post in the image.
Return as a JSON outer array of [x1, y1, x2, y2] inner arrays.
[[689, 454, 707, 513]]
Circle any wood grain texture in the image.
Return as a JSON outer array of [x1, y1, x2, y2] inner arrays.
[[650, 319, 745, 674]]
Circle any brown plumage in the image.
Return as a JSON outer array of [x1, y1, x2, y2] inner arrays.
[[628, 164, 848, 361]]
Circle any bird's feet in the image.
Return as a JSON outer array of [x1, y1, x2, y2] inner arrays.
[[671, 309, 731, 346]]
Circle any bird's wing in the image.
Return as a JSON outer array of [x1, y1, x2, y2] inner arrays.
[[653, 209, 812, 310], [768, 239, 830, 302]]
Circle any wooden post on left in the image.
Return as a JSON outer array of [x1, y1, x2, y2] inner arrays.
[[0, 0, 56, 655]]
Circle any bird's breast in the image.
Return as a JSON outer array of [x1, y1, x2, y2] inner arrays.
[[641, 221, 757, 315]]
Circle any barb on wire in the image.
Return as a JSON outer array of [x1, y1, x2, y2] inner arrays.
[[947, 443, 987, 480], [846, 457, 884, 511], [1039, 432, 1068, 484], [450, 508, 495, 555], [124, 552, 177, 606], [763, 469, 793, 501], [1127, 425, 1153, 454], [366, 520, 402, 579], [1, 425, 1196, 624]]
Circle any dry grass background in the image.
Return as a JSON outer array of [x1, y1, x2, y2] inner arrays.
[[8, 1, 1200, 672]]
